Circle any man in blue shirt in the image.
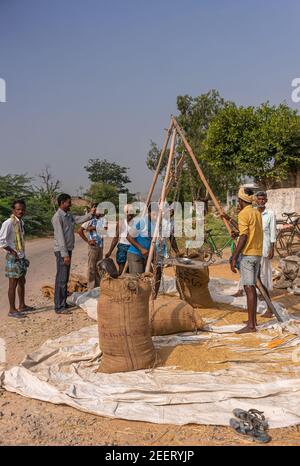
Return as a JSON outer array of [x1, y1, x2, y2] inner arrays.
[[127, 206, 154, 274]]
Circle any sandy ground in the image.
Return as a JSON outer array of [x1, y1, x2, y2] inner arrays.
[[0, 239, 300, 446]]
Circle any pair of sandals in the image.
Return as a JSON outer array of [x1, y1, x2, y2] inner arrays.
[[230, 409, 271, 443], [8, 306, 35, 319]]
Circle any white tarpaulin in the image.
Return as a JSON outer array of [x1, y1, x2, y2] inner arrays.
[[2, 323, 300, 428]]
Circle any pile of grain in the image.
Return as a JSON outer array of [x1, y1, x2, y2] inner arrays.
[[41, 273, 88, 299]]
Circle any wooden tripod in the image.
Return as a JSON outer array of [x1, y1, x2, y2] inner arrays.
[[145, 117, 232, 272]]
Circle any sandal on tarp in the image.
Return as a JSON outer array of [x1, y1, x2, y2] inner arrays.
[[233, 408, 269, 430], [230, 418, 271, 443]]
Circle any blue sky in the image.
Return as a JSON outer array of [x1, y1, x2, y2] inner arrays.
[[0, 0, 299, 194]]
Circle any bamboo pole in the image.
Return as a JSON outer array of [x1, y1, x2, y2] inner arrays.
[[145, 128, 177, 272], [164, 152, 186, 198], [142, 120, 174, 216], [172, 117, 232, 235]]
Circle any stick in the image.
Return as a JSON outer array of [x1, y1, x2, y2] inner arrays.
[[256, 277, 288, 323], [172, 117, 232, 235], [145, 128, 177, 272], [143, 120, 174, 216]]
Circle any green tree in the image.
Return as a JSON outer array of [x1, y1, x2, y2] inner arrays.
[[0, 174, 33, 199], [85, 182, 120, 206], [204, 102, 300, 189], [84, 158, 131, 193]]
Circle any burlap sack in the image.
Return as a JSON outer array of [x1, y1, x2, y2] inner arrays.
[[176, 266, 214, 308], [150, 295, 204, 335], [97, 273, 157, 373]]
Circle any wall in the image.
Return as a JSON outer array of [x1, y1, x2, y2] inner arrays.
[[266, 188, 300, 219]]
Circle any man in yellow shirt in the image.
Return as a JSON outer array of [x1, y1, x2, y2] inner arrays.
[[230, 187, 263, 334]]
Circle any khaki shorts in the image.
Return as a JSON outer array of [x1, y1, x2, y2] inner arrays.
[[240, 255, 261, 286], [127, 252, 146, 274]]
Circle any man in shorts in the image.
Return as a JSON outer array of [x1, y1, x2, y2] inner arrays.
[[230, 187, 263, 334]]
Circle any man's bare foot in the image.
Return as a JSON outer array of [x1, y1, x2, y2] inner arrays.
[[236, 325, 256, 334], [243, 320, 258, 325], [232, 290, 244, 298], [261, 310, 273, 318]]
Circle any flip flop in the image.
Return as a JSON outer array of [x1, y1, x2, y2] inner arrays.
[[19, 306, 35, 313], [233, 408, 269, 430], [8, 311, 27, 319], [230, 418, 271, 443]]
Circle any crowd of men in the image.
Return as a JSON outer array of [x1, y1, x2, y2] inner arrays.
[[0, 187, 277, 334]]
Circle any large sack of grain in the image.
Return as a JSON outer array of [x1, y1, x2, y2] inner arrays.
[[176, 266, 214, 308], [97, 273, 157, 373], [150, 295, 204, 335]]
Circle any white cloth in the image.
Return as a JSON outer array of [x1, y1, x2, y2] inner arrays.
[[261, 208, 277, 257], [3, 324, 300, 428], [0, 217, 25, 258], [119, 218, 131, 245], [260, 256, 273, 291]]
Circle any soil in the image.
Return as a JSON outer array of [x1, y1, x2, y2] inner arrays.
[[0, 240, 300, 446]]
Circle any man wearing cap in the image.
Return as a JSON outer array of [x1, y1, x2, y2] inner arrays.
[[105, 204, 136, 275], [78, 206, 108, 289], [230, 187, 263, 333]]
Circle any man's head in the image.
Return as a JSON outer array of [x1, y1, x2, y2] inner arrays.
[[90, 202, 98, 216], [238, 187, 254, 211], [168, 202, 175, 218], [95, 207, 105, 219], [256, 191, 268, 209], [57, 193, 72, 211], [123, 204, 135, 221], [12, 199, 26, 219]]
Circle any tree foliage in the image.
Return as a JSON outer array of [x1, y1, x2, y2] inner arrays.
[[84, 158, 131, 193], [204, 102, 300, 189]]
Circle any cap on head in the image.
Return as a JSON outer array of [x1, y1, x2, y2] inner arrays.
[[124, 204, 135, 215], [238, 187, 254, 204]]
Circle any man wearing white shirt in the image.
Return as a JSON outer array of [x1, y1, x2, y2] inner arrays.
[[256, 191, 277, 318], [0, 200, 32, 318]]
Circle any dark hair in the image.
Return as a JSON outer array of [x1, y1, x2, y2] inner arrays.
[[256, 190, 267, 198], [91, 202, 98, 208], [57, 193, 71, 206], [244, 187, 254, 196], [12, 199, 26, 209]]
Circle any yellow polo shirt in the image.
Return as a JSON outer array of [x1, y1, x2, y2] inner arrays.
[[238, 205, 263, 256]]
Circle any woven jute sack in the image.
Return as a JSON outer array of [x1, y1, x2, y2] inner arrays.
[[176, 266, 214, 308], [97, 273, 157, 373], [150, 295, 204, 336]]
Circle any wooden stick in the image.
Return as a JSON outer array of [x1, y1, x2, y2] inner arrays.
[[172, 117, 232, 235], [142, 120, 174, 216], [145, 128, 177, 272], [165, 152, 186, 195]]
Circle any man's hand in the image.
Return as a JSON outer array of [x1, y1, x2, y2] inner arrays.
[[63, 256, 71, 266], [230, 256, 238, 273], [231, 230, 239, 239], [88, 239, 96, 246], [268, 245, 275, 260]]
